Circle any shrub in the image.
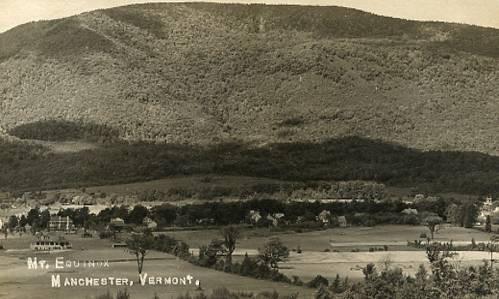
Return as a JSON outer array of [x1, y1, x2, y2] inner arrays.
[[292, 275, 304, 286], [307, 275, 329, 288]]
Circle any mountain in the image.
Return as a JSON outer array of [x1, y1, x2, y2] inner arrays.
[[1, 3, 499, 154]]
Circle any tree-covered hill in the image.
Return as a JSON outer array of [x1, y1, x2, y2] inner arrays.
[[1, 3, 499, 154], [2, 136, 499, 196]]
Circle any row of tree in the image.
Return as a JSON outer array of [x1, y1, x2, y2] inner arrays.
[[125, 226, 291, 286], [6, 196, 481, 236]]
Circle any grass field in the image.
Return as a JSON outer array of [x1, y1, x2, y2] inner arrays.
[[167, 224, 496, 281], [166, 225, 493, 251], [281, 250, 496, 281], [0, 235, 313, 299], [0, 224, 494, 298]]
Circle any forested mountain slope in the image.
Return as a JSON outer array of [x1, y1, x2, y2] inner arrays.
[[1, 3, 499, 154]]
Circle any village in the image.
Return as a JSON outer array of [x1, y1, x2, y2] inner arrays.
[[0, 186, 496, 250], [0, 182, 498, 299]]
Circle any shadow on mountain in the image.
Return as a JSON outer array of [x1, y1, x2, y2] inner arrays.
[[8, 120, 119, 143], [1, 136, 499, 195]]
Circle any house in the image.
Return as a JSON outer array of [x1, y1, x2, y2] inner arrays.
[[338, 216, 347, 228], [266, 215, 278, 226], [110, 217, 126, 227], [0, 192, 10, 201], [484, 196, 493, 209], [479, 196, 496, 221], [143, 217, 158, 229], [273, 213, 285, 220], [48, 216, 75, 232], [273, 213, 286, 225], [248, 210, 262, 224], [318, 210, 332, 224], [414, 194, 425, 202], [402, 208, 418, 215]]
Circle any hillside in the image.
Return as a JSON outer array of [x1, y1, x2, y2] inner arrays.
[[1, 3, 499, 154], [2, 136, 499, 196]]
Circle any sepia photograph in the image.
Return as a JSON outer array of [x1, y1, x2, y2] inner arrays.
[[1, 1, 499, 298]]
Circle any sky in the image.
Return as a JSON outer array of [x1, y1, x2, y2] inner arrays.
[[1, 0, 499, 33]]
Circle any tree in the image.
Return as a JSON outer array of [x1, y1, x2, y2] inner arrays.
[[424, 216, 443, 239], [331, 274, 342, 293], [151, 204, 177, 226], [19, 215, 28, 228], [315, 283, 332, 299], [463, 202, 479, 228], [221, 226, 240, 265], [174, 214, 190, 227], [127, 205, 149, 225], [199, 240, 227, 267], [487, 235, 499, 268], [8, 215, 18, 231], [485, 215, 492, 233], [126, 233, 153, 279], [307, 275, 330, 288], [258, 237, 289, 269], [74, 207, 90, 228], [39, 210, 50, 230], [445, 203, 460, 225], [26, 208, 40, 226], [240, 253, 258, 276]]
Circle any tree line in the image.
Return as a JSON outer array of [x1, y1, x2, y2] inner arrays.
[[6, 196, 482, 235]]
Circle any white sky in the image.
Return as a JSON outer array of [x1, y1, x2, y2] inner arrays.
[[1, 0, 499, 33]]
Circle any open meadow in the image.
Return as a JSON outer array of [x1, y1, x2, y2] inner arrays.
[[167, 225, 497, 281], [0, 234, 312, 299], [167, 224, 493, 251], [0, 224, 495, 297]]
